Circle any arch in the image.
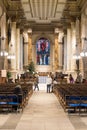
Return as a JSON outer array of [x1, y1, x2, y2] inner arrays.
[[36, 37, 50, 65], [32, 33, 54, 45]]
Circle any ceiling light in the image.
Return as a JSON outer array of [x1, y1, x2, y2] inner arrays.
[[80, 37, 87, 57], [73, 44, 81, 59], [0, 50, 8, 57]]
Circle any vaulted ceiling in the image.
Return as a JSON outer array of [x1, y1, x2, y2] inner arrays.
[[0, 0, 86, 32]]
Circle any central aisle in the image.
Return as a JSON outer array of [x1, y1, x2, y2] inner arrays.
[[16, 91, 75, 130]]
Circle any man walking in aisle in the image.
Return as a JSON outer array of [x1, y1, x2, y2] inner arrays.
[[34, 77, 39, 91], [46, 75, 52, 93]]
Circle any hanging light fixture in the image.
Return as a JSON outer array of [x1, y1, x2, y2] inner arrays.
[[7, 43, 15, 59], [80, 51, 87, 57], [0, 37, 8, 57], [0, 50, 8, 56], [7, 53, 15, 59], [80, 37, 87, 57], [73, 53, 81, 59], [73, 44, 81, 59]]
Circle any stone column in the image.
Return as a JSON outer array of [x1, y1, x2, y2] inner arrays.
[[81, 13, 87, 78], [71, 22, 76, 71], [32, 42, 36, 65], [0, 12, 7, 69], [20, 34, 23, 71], [75, 18, 82, 74], [52, 42, 55, 72], [16, 28, 20, 70], [85, 14, 87, 78], [54, 34, 59, 71], [28, 33, 32, 64], [23, 32, 28, 66], [81, 13, 85, 78], [58, 43, 63, 70], [10, 22, 16, 70], [81, 13, 86, 40], [63, 34, 67, 71], [58, 32, 64, 71], [66, 28, 72, 71]]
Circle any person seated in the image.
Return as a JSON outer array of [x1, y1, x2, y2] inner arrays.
[[13, 85, 23, 111], [75, 74, 83, 84], [13, 85, 23, 95], [82, 79, 86, 83], [8, 78, 14, 83], [53, 78, 57, 84]]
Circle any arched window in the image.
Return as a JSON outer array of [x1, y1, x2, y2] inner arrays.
[[36, 38, 50, 65]]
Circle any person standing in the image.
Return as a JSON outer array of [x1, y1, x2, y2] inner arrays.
[[52, 78, 58, 92], [69, 74, 74, 83], [46, 75, 52, 93], [34, 77, 39, 91], [76, 73, 83, 83]]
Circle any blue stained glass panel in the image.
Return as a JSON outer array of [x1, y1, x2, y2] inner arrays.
[[36, 38, 50, 65]]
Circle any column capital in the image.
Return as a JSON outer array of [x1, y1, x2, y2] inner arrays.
[[23, 32, 28, 43], [58, 32, 64, 43]]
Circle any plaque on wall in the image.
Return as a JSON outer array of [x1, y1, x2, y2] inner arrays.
[[1, 70, 7, 77]]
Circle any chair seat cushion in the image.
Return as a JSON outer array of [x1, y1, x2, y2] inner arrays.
[[8, 102, 19, 105], [69, 103, 80, 107], [0, 102, 7, 105]]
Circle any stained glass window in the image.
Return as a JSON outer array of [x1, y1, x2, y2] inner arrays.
[[36, 38, 50, 65]]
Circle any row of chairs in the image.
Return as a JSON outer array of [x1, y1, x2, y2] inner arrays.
[[0, 94, 23, 112], [53, 84, 87, 114], [0, 83, 33, 112]]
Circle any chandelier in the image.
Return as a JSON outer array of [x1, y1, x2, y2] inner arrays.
[[0, 36, 8, 57], [7, 43, 15, 59], [80, 37, 87, 57], [7, 53, 15, 59], [0, 50, 8, 56], [73, 44, 81, 59]]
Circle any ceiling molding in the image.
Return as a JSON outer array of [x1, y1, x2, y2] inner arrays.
[[0, 0, 85, 32]]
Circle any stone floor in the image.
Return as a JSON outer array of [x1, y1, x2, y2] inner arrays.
[[0, 91, 87, 130]]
